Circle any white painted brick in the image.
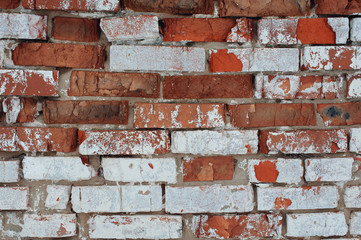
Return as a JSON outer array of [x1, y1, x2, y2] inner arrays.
[[350, 212, 361, 235], [100, 15, 159, 41], [344, 186, 361, 208], [350, 128, 361, 153], [258, 18, 298, 45], [351, 18, 361, 42], [248, 159, 303, 184], [286, 212, 347, 237], [37, 0, 119, 11], [121, 185, 162, 212], [348, 74, 361, 98], [23, 156, 96, 181], [0, 160, 19, 182], [257, 186, 338, 211], [165, 185, 254, 213], [328, 18, 349, 44], [110, 45, 205, 72], [20, 214, 76, 238], [89, 215, 182, 239], [0, 187, 28, 210], [171, 130, 258, 155], [0, 13, 47, 40], [305, 158, 353, 182], [102, 158, 177, 183], [0, 42, 4, 68], [45, 185, 71, 210], [2, 97, 21, 123]]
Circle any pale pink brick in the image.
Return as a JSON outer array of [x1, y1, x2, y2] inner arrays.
[[350, 212, 361, 235], [110, 45, 205, 72], [45, 185, 71, 210], [347, 73, 361, 98], [100, 15, 159, 41], [88, 215, 182, 239], [20, 214, 76, 238], [344, 186, 361, 208], [165, 185, 254, 213], [0, 13, 47, 40], [79, 130, 170, 155], [0, 70, 59, 96], [248, 159, 303, 184], [0, 160, 20, 182], [257, 186, 338, 211], [305, 158, 353, 182], [286, 212, 347, 237], [0, 187, 28, 210]]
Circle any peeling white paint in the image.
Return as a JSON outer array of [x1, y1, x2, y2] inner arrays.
[[305, 158, 353, 182], [328, 18, 349, 44], [351, 18, 361, 42], [350, 128, 361, 153], [258, 18, 298, 45], [45, 185, 71, 210], [347, 74, 361, 98], [2, 97, 22, 123]]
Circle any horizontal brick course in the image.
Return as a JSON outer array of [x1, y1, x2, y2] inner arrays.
[[52, 17, 99, 42]]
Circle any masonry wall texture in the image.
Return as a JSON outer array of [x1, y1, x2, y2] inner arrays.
[[1, 0, 361, 239]]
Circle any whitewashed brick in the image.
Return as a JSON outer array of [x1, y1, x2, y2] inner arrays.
[[0, 13, 47, 40], [248, 159, 303, 184], [258, 18, 298, 45], [328, 18, 350, 44], [89, 215, 182, 239], [171, 130, 258, 155], [102, 158, 177, 183], [100, 15, 159, 41], [20, 214, 76, 238], [0, 160, 19, 182], [350, 128, 361, 153], [345, 186, 361, 208], [121, 185, 162, 212], [348, 74, 361, 98], [350, 212, 361, 235], [2, 97, 21, 123], [0, 187, 28, 210], [351, 18, 361, 42], [286, 212, 347, 237], [110, 45, 205, 72], [45, 185, 71, 210], [165, 185, 254, 213], [257, 186, 338, 211], [305, 158, 353, 182], [37, 0, 119, 11], [23, 156, 96, 181], [0, 42, 4, 68]]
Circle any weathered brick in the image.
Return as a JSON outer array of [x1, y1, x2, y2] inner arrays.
[[102, 158, 177, 183], [12, 43, 105, 69], [183, 156, 234, 182], [350, 128, 361, 153], [286, 212, 347, 237], [23, 156, 96, 181], [0, 70, 58, 96], [44, 100, 128, 124], [315, 0, 361, 15], [318, 102, 361, 126], [23, 0, 120, 12], [2, 98, 37, 124], [123, 0, 213, 14], [0, 160, 19, 182], [344, 186, 361, 208], [255, 75, 343, 99], [348, 73, 361, 98], [192, 214, 282, 239], [219, 0, 310, 17], [305, 158, 353, 182], [101, 15, 159, 41], [163, 18, 251, 43], [0, 187, 28, 210], [163, 74, 253, 99], [350, 212, 361, 235], [258, 186, 338, 210], [0, 0, 19, 9], [302, 46, 361, 70], [171, 130, 258, 155], [351, 18, 361, 42], [165, 185, 254, 213], [52, 17, 99, 42], [209, 48, 299, 72], [121, 185, 162, 212], [79, 130, 169, 155], [20, 214, 76, 238], [260, 129, 348, 154], [69, 71, 160, 98], [0, 13, 47, 40], [0, 127, 17, 151], [0, 44, 4, 68], [110, 45, 205, 72], [228, 103, 315, 127], [134, 103, 225, 129], [89, 215, 182, 239], [248, 159, 303, 184], [45, 185, 71, 210]]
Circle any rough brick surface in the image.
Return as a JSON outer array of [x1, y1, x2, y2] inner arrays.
[[0, 160, 20, 182], [350, 212, 361, 235], [351, 18, 361, 42], [350, 128, 361, 153], [318, 102, 361, 126], [305, 158, 353, 182], [23, 0, 120, 12], [315, 0, 361, 15], [2, 98, 37, 123], [0, 0, 20, 9], [0, 187, 28, 210], [348, 73, 361, 98], [45, 185, 71, 210], [52, 17, 99, 42], [344, 186, 361, 208], [12, 43, 105, 69]]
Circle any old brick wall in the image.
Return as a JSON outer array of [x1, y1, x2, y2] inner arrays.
[[0, 0, 361, 239]]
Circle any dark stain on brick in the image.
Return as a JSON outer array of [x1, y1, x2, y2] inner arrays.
[[325, 106, 343, 118]]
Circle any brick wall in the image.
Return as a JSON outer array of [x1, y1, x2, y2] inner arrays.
[[1, 0, 361, 239]]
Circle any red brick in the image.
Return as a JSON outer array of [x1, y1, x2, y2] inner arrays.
[[43, 100, 128, 124], [228, 103, 315, 128], [134, 103, 225, 129], [2, 98, 37, 123], [315, 0, 361, 15], [0, 0, 19, 9], [68, 71, 160, 98], [52, 17, 99, 42], [219, 0, 310, 17], [163, 75, 253, 99], [318, 102, 361, 126], [123, 0, 214, 14], [22, 0, 120, 12], [260, 129, 348, 154], [296, 18, 336, 44], [12, 43, 105, 69], [192, 214, 282, 238], [183, 156, 234, 182], [162, 18, 252, 42]]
